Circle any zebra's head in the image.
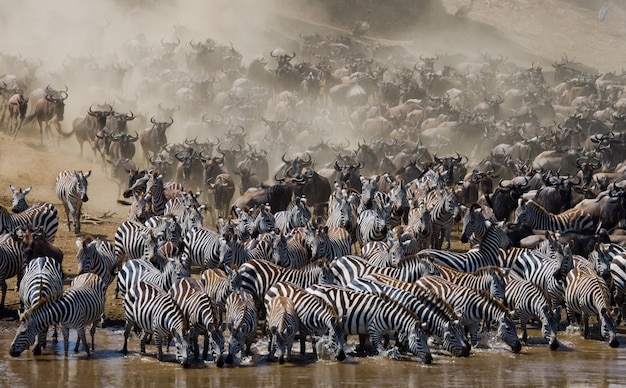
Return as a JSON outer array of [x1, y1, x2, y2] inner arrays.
[[540, 305, 560, 351], [496, 312, 522, 353], [485, 267, 507, 302], [74, 170, 91, 202], [460, 203, 487, 243], [600, 307, 620, 348], [407, 322, 433, 364], [315, 258, 335, 285], [443, 319, 471, 357], [590, 243, 613, 280], [9, 307, 42, 357], [9, 185, 31, 213]]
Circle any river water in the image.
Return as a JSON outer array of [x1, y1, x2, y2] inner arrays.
[[1, 325, 625, 388]]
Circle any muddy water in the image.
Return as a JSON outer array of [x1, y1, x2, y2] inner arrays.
[[1, 327, 625, 388]]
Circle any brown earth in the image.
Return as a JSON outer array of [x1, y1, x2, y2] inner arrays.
[[0, 0, 624, 332]]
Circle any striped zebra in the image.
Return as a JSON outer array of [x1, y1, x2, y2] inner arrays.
[[253, 204, 276, 237], [306, 284, 433, 364], [76, 236, 119, 287], [183, 225, 222, 270], [264, 281, 346, 361], [326, 188, 359, 242], [331, 254, 438, 286], [0, 233, 25, 311], [415, 275, 522, 352], [55, 169, 91, 235], [310, 226, 352, 261], [509, 248, 574, 309], [145, 171, 167, 217], [265, 295, 299, 364], [9, 185, 31, 213], [272, 231, 311, 269], [237, 258, 334, 317], [387, 181, 410, 229], [423, 188, 462, 250], [505, 273, 560, 350], [113, 220, 167, 262], [434, 263, 507, 301], [219, 234, 274, 267], [201, 267, 233, 317], [116, 255, 189, 299], [355, 209, 388, 247], [121, 281, 190, 366], [564, 267, 619, 347], [225, 289, 257, 364], [514, 199, 594, 233], [417, 204, 507, 272], [274, 196, 312, 234], [9, 272, 107, 357], [169, 277, 225, 364], [407, 202, 432, 250], [346, 275, 471, 357], [163, 194, 204, 235], [361, 230, 404, 267], [0, 202, 59, 243], [18, 256, 64, 355]]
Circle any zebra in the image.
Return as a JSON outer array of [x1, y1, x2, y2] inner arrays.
[[326, 187, 359, 243], [201, 267, 233, 317], [163, 191, 204, 234], [360, 229, 405, 267], [407, 201, 432, 250], [417, 204, 508, 272], [514, 199, 594, 234], [331, 254, 438, 286], [272, 231, 311, 269], [415, 275, 522, 352], [10, 272, 107, 357], [265, 295, 299, 364], [9, 185, 31, 213], [346, 275, 471, 357], [564, 267, 619, 347], [509, 248, 574, 309], [355, 208, 388, 248], [76, 236, 119, 287], [218, 234, 275, 267], [168, 277, 225, 364], [505, 273, 560, 350], [183, 225, 222, 270], [225, 289, 257, 364], [310, 225, 352, 261], [0, 232, 25, 311], [434, 263, 507, 301], [18, 256, 64, 355], [145, 171, 167, 217], [113, 220, 168, 262], [0, 202, 59, 243], [253, 204, 276, 237], [387, 180, 410, 229], [237, 258, 335, 317], [264, 281, 346, 361], [423, 188, 462, 250], [116, 254, 189, 299], [55, 169, 91, 235], [274, 196, 312, 234], [121, 281, 191, 366], [306, 284, 433, 364]]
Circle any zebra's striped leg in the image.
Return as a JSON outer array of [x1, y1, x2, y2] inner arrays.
[[62, 203, 72, 232], [62, 326, 70, 356], [520, 321, 528, 344], [0, 280, 6, 312], [468, 326, 479, 347], [583, 316, 590, 339], [121, 322, 132, 354], [77, 327, 90, 356], [140, 332, 149, 353], [299, 334, 307, 356], [155, 334, 164, 361], [90, 323, 97, 352]]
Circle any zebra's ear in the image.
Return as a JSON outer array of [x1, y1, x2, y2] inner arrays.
[[75, 238, 83, 249], [84, 170, 92, 178]]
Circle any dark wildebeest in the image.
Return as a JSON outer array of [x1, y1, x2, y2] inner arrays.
[[72, 104, 113, 160], [139, 117, 174, 163], [24, 86, 73, 146]]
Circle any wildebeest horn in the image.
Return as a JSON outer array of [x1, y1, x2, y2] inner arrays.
[[150, 116, 157, 125], [167, 117, 174, 126]]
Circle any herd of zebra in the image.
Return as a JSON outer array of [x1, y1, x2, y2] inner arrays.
[[2, 157, 626, 368]]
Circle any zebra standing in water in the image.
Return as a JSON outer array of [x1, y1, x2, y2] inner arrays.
[[422, 188, 462, 250], [415, 275, 522, 352], [169, 277, 225, 365], [265, 295, 299, 364], [18, 256, 64, 355], [10, 273, 107, 357], [505, 273, 560, 350], [225, 289, 258, 365], [564, 267, 619, 347], [116, 254, 189, 299], [0, 202, 59, 243], [55, 169, 91, 235], [121, 281, 190, 366], [346, 275, 471, 357], [264, 281, 346, 361], [307, 284, 433, 364]]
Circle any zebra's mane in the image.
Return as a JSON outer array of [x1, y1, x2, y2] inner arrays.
[[478, 288, 509, 312]]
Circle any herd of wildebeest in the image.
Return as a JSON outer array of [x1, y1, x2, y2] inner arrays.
[[2, 24, 626, 367]]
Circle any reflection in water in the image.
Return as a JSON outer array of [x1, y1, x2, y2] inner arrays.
[[0, 327, 625, 387]]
